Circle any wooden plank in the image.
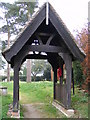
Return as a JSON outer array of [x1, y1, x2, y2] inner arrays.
[[55, 84, 67, 108], [58, 53, 72, 108], [25, 45, 68, 53]]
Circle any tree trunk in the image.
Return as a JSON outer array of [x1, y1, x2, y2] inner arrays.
[[26, 7, 32, 83], [51, 67, 53, 81], [7, 29, 10, 82], [26, 59, 31, 82], [7, 63, 10, 82], [33, 75, 36, 82]]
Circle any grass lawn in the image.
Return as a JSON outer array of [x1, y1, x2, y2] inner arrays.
[[1, 81, 88, 118], [71, 86, 88, 118]]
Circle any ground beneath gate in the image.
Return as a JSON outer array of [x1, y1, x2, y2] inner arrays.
[[22, 103, 46, 118], [22, 103, 66, 118]]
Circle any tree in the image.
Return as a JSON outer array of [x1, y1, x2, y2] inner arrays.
[[43, 63, 51, 80], [0, 1, 38, 82], [23, 67, 27, 76], [0, 3, 11, 81], [31, 60, 45, 81], [73, 61, 84, 86], [0, 41, 6, 69], [0, 39, 6, 71], [74, 24, 88, 89], [0, 42, 2, 70], [0, 2, 21, 81]]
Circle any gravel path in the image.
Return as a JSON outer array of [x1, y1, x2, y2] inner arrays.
[[22, 104, 45, 118]]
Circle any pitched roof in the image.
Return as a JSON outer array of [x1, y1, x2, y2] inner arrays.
[[2, 2, 85, 63]]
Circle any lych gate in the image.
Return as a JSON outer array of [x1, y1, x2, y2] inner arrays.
[[2, 3, 85, 111]]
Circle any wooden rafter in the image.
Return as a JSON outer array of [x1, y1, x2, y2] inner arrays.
[[36, 33, 55, 45], [46, 34, 55, 45]]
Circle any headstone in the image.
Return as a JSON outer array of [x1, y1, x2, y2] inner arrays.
[[0, 86, 7, 96]]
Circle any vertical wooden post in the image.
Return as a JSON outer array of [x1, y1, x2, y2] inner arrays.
[[72, 68, 75, 95], [65, 54, 72, 109], [13, 64, 19, 112], [53, 67, 57, 100]]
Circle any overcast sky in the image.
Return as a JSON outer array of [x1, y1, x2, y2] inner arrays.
[[0, 0, 89, 34]]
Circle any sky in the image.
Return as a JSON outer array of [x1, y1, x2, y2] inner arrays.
[[0, 0, 89, 34]]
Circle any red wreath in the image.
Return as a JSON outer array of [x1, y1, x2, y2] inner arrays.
[[57, 67, 62, 80]]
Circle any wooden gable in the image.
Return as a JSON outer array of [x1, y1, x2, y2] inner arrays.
[[2, 3, 85, 65]]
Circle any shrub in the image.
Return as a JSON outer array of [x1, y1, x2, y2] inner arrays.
[[73, 61, 85, 87]]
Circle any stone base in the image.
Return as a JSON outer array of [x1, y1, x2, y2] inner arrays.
[[7, 104, 20, 118], [52, 101, 74, 117], [11, 110, 20, 118]]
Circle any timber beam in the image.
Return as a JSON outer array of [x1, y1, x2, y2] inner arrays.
[[25, 54, 48, 60], [46, 34, 55, 45], [36, 32, 52, 36], [25, 45, 68, 53]]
